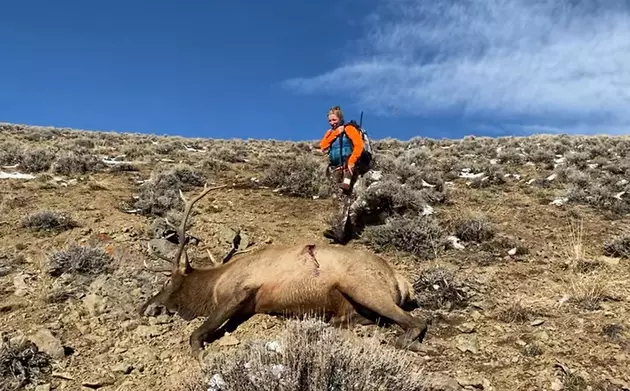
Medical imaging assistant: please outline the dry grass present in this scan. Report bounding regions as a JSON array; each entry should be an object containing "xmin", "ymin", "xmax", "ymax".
[
  {"xmin": 568, "ymin": 274, "xmax": 611, "ymax": 311},
  {"xmin": 198, "ymin": 319, "xmax": 428, "ymax": 391}
]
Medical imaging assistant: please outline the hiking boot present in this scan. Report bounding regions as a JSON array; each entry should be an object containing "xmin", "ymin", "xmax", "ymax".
[
  {"xmin": 323, "ymin": 228, "xmax": 340, "ymax": 241},
  {"xmin": 323, "ymin": 227, "xmax": 345, "ymax": 243}
]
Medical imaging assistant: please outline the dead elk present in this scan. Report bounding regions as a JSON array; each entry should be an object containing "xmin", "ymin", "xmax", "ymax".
[{"xmin": 138, "ymin": 183, "xmax": 429, "ymax": 359}]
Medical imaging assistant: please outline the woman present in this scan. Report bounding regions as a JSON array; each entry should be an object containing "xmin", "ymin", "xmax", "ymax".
[
  {"xmin": 319, "ymin": 105, "xmax": 371, "ymax": 243},
  {"xmin": 319, "ymin": 105, "xmax": 369, "ymax": 194}
]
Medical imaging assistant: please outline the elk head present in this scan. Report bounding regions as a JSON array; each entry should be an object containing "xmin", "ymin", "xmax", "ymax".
[{"xmin": 138, "ymin": 183, "xmax": 227, "ymax": 316}]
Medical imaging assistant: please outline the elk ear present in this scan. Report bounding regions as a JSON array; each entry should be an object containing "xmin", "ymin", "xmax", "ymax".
[{"xmin": 178, "ymin": 248, "xmax": 192, "ymax": 275}]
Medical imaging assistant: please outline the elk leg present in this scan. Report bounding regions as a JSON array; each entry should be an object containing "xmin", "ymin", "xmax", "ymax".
[
  {"xmin": 189, "ymin": 291, "xmax": 254, "ymax": 357},
  {"xmin": 331, "ymin": 311, "xmax": 375, "ymax": 328},
  {"xmin": 336, "ymin": 285, "xmax": 428, "ymax": 351}
]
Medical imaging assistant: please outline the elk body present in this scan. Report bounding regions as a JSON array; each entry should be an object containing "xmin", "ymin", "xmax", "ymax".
[{"xmin": 139, "ymin": 184, "xmax": 428, "ymax": 358}]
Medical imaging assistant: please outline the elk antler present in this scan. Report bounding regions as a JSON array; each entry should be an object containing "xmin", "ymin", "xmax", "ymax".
[
  {"xmin": 172, "ymin": 183, "xmax": 228, "ymax": 275},
  {"xmin": 144, "ymin": 242, "xmax": 174, "ymax": 275}
]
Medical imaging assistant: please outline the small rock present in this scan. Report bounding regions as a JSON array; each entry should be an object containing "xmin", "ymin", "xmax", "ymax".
[
  {"xmin": 112, "ymin": 362, "xmax": 134, "ymax": 375},
  {"xmin": 508, "ymin": 247, "xmax": 517, "ymax": 256},
  {"xmin": 83, "ymin": 293, "xmax": 107, "ymax": 316},
  {"xmin": 530, "ymin": 319, "xmax": 545, "ymax": 326},
  {"xmin": 218, "ymin": 335, "xmax": 240, "ymax": 346},
  {"xmin": 82, "ymin": 375, "xmax": 116, "ymax": 389},
  {"xmin": 0, "ymin": 264, "xmax": 11, "ymax": 277},
  {"xmin": 456, "ymin": 335, "xmax": 480, "ymax": 354},
  {"xmin": 13, "ymin": 273, "xmax": 30, "ymax": 297},
  {"xmin": 534, "ymin": 330, "xmax": 550, "ymax": 342},
  {"xmin": 208, "ymin": 373, "xmax": 226, "ymax": 391},
  {"xmin": 550, "ymin": 378, "xmax": 563, "ymax": 391},
  {"xmin": 457, "ymin": 375, "xmax": 484, "ymax": 388},
  {"xmin": 9, "ymin": 333, "xmax": 26, "ymax": 347},
  {"xmin": 457, "ymin": 323, "xmax": 476, "ymax": 333},
  {"xmin": 30, "ymin": 328, "xmax": 65, "ymax": 359},
  {"xmin": 598, "ymin": 256, "xmax": 620, "ymax": 267},
  {"xmin": 135, "ymin": 325, "xmax": 164, "ymax": 338},
  {"xmin": 155, "ymin": 314, "xmax": 171, "ymax": 324},
  {"xmin": 470, "ymin": 310, "xmax": 483, "ymax": 321},
  {"xmin": 427, "ymin": 374, "xmax": 461, "ymax": 391},
  {"xmin": 608, "ymin": 378, "xmax": 630, "ymax": 390}
]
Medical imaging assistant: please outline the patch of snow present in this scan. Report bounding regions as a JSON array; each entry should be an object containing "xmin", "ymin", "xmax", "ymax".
[
  {"xmin": 459, "ymin": 168, "xmax": 485, "ymax": 179},
  {"xmin": 0, "ymin": 171, "xmax": 35, "ymax": 180},
  {"xmin": 554, "ymin": 157, "xmax": 566, "ymax": 165},
  {"xmin": 102, "ymin": 158, "xmax": 135, "ymax": 165},
  {"xmin": 421, "ymin": 179, "xmax": 435, "ymax": 188},
  {"xmin": 550, "ymin": 197, "xmax": 568, "ymax": 206},
  {"xmin": 447, "ymin": 235, "xmax": 465, "ymax": 250}
]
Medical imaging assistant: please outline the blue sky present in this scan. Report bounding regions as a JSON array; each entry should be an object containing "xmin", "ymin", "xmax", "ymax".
[{"xmin": 1, "ymin": 0, "xmax": 629, "ymax": 141}]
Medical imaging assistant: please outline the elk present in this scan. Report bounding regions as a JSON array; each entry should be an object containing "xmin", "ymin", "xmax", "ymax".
[{"xmin": 138, "ymin": 183, "xmax": 429, "ymax": 359}]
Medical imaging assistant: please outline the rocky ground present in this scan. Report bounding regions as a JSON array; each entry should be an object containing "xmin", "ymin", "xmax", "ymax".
[{"xmin": 1, "ymin": 123, "xmax": 629, "ymax": 390}]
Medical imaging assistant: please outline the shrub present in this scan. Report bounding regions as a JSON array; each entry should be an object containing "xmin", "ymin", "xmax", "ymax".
[
  {"xmin": 134, "ymin": 165, "xmax": 207, "ymax": 216},
  {"xmin": 48, "ymin": 244, "xmax": 112, "ymax": 277},
  {"xmin": 0, "ymin": 142, "xmax": 22, "ymax": 166},
  {"xmin": 262, "ymin": 155, "xmax": 330, "ymax": 198},
  {"xmin": 201, "ymin": 319, "xmax": 427, "ymax": 391},
  {"xmin": 412, "ymin": 267, "xmax": 468, "ymax": 310},
  {"xmin": 603, "ymin": 235, "xmax": 630, "ymax": 258},
  {"xmin": 362, "ymin": 216, "xmax": 447, "ymax": 259},
  {"xmin": 453, "ymin": 215, "xmax": 496, "ymax": 243},
  {"xmin": 52, "ymin": 152, "xmax": 104, "ymax": 175},
  {"xmin": 19, "ymin": 148, "xmax": 57, "ymax": 173},
  {"xmin": 21, "ymin": 211, "xmax": 78, "ymax": 233},
  {"xmin": 0, "ymin": 335, "xmax": 52, "ymax": 390},
  {"xmin": 354, "ymin": 179, "xmax": 427, "ymax": 225}
]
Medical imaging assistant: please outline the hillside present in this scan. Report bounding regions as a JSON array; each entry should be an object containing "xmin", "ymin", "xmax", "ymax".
[{"xmin": 1, "ymin": 122, "xmax": 629, "ymax": 391}]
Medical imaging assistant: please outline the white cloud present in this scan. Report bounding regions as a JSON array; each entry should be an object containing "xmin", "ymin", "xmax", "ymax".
[{"xmin": 285, "ymin": 0, "xmax": 630, "ymax": 134}]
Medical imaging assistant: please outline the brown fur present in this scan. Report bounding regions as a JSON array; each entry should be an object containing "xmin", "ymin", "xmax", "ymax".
[{"xmin": 139, "ymin": 184, "xmax": 428, "ymax": 358}]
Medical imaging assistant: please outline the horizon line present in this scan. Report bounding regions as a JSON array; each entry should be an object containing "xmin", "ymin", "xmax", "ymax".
[{"xmin": 1, "ymin": 120, "xmax": 623, "ymax": 143}]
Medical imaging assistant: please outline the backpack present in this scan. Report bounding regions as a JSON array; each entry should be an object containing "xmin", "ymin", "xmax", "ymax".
[{"xmin": 346, "ymin": 119, "xmax": 373, "ymax": 158}]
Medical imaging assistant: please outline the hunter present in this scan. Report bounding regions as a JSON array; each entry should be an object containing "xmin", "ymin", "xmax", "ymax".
[{"xmin": 319, "ymin": 105, "xmax": 372, "ymax": 243}]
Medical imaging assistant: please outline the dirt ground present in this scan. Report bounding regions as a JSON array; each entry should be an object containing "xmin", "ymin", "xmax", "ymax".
[{"xmin": 1, "ymin": 124, "xmax": 629, "ymax": 390}]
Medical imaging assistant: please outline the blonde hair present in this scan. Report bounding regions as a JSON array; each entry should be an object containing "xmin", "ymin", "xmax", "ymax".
[{"xmin": 327, "ymin": 105, "xmax": 344, "ymax": 122}]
